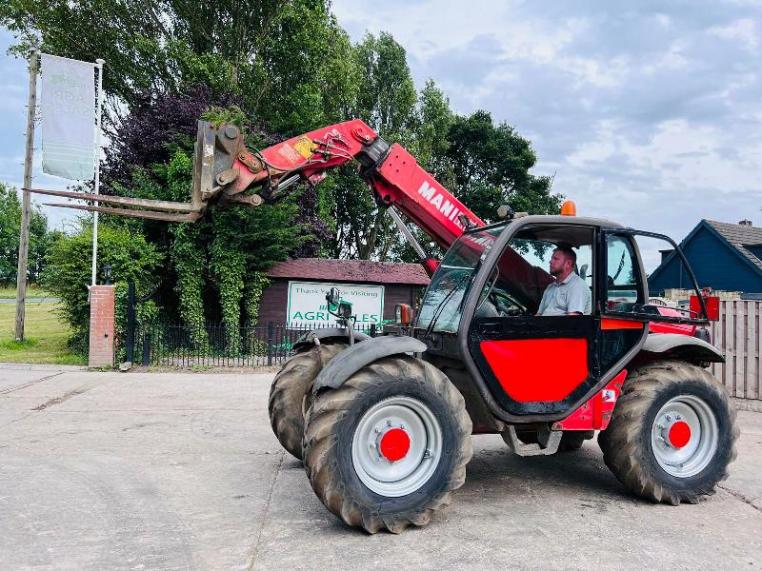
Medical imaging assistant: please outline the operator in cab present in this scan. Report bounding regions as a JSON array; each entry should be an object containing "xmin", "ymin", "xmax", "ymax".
[{"xmin": 537, "ymin": 245, "xmax": 592, "ymax": 316}]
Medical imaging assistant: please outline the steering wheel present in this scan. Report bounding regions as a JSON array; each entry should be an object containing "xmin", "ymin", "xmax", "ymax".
[{"xmin": 488, "ymin": 291, "xmax": 526, "ymax": 317}]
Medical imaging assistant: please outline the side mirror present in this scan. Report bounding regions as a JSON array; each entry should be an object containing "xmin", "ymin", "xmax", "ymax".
[{"xmin": 395, "ymin": 303, "xmax": 415, "ymax": 325}]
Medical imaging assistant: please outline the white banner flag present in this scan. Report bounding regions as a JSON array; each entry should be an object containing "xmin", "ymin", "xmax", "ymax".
[{"xmin": 41, "ymin": 53, "xmax": 96, "ymax": 180}]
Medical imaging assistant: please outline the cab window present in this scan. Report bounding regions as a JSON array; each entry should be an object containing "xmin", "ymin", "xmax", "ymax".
[
  {"xmin": 605, "ymin": 234, "xmax": 644, "ymax": 311},
  {"xmin": 476, "ymin": 225, "xmax": 594, "ymax": 318}
]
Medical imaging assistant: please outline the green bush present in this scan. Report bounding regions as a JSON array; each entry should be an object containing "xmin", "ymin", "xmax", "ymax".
[{"xmin": 41, "ymin": 225, "xmax": 163, "ymax": 354}]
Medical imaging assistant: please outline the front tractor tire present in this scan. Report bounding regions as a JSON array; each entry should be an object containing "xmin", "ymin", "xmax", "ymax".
[
  {"xmin": 599, "ymin": 360, "xmax": 738, "ymax": 505},
  {"xmin": 303, "ymin": 356, "xmax": 473, "ymax": 534},
  {"xmin": 268, "ymin": 341, "xmax": 347, "ymax": 460}
]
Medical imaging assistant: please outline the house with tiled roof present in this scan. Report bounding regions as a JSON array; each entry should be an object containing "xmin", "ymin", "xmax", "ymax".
[
  {"xmin": 258, "ymin": 258, "xmax": 430, "ymax": 326},
  {"xmin": 649, "ymin": 219, "xmax": 762, "ymax": 296}
]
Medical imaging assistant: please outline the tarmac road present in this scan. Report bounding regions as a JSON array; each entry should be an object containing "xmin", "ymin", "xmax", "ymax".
[{"xmin": 1, "ymin": 364, "xmax": 760, "ymax": 570}]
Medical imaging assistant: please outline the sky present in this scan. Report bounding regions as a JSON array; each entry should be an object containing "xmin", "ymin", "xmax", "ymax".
[
  {"xmin": 2, "ymin": 2, "xmax": 762, "ymax": 268},
  {"xmin": 330, "ymin": 0, "xmax": 762, "ymax": 268}
]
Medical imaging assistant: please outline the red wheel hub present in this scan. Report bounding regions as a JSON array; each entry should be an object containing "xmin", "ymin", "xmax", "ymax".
[
  {"xmin": 668, "ymin": 421, "xmax": 692, "ymax": 448},
  {"xmin": 379, "ymin": 428, "xmax": 411, "ymax": 462}
]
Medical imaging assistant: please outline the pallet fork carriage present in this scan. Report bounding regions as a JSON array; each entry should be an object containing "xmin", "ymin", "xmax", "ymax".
[{"xmin": 33, "ymin": 117, "xmax": 737, "ymax": 534}]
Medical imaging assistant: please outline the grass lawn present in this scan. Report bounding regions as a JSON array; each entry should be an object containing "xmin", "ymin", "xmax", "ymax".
[
  {"xmin": 0, "ymin": 285, "xmax": 55, "ymax": 299},
  {"xmin": 0, "ymin": 301, "xmax": 86, "ymax": 365}
]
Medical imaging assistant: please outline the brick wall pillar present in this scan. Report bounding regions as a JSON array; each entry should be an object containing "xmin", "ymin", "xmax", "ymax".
[{"xmin": 89, "ymin": 285, "xmax": 116, "ymax": 368}]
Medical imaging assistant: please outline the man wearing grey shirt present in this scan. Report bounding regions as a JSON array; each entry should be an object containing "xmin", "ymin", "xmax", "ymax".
[{"xmin": 537, "ymin": 245, "xmax": 592, "ymax": 316}]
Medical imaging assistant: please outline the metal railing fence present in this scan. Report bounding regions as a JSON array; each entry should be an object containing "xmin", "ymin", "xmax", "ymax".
[{"xmin": 120, "ymin": 321, "xmax": 377, "ymax": 368}]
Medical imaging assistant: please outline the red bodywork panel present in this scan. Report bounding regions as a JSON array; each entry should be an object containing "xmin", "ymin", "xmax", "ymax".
[
  {"xmin": 649, "ymin": 307, "xmax": 696, "ymax": 335},
  {"xmin": 557, "ymin": 370, "xmax": 627, "ymax": 431},
  {"xmin": 480, "ymin": 338, "xmax": 589, "ymax": 402},
  {"xmin": 601, "ymin": 318, "xmax": 644, "ymax": 330}
]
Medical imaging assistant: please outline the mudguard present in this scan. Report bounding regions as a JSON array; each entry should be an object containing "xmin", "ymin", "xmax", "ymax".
[
  {"xmin": 312, "ymin": 336, "xmax": 427, "ymax": 393},
  {"xmin": 641, "ymin": 333, "xmax": 724, "ymax": 363},
  {"xmin": 292, "ymin": 328, "xmax": 370, "ymax": 352}
]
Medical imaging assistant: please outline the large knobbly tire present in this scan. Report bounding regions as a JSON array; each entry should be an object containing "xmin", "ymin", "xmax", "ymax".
[
  {"xmin": 268, "ymin": 341, "xmax": 347, "ymax": 460},
  {"xmin": 303, "ymin": 355, "xmax": 473, "ymax": 534},
  {"xmin": 599, "ymin": 360, "xmax": 738, "ymax": 505}
]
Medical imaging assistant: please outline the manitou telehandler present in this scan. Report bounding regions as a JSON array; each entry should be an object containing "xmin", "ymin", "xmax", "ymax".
[{"xmin": 32, "ymin": 118, "xmax": 737, "ymax": 535}]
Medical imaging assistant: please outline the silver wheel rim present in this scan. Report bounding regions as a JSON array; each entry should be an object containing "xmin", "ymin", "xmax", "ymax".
[
  {"xmin": 651, "ymin": 395, "xmax": 719, "ymax": 478},
  {"xmin": 351, "ymin": 396, "xmax": 443, "ymax": 497}
]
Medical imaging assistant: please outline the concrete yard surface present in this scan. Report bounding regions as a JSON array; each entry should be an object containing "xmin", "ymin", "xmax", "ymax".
[{"xmin": 1, "ymin": 365, "xmax": 760, "ymax": 570}]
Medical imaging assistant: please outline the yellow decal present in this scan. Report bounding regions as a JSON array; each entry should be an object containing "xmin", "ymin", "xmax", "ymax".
[{"xmin": 293, "ymin": 136, "xmax": 317, "ymax": 159}]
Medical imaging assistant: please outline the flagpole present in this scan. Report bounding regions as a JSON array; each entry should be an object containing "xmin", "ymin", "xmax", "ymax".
[{"xmin": 91, "ymin": 58, "xmax": 105, "ymax": 287}]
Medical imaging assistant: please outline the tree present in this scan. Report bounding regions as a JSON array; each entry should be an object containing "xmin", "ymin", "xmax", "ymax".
[
  {"xmin": 331, "ymin": 32, "xmax": 419, "ymax": 260},
  {"xmin": 0, "ymin": 0, "xmax": 358, "ymax": 136},
  {"xmin": 388, "ymin": 80, "xmax": 457, "ymax": 262},
  {"xmin": 0, "ymin": 183, "xmax": 53, "ymax": 285},
  {"xmin": 105, "ymin": 95, "xmax": 309, "ymax": 343},
  {"xmin": 41, "ymin": 224, "xmax": 163, "ymax": 353},
  {"xmin": 445, "ymin": 111, "xmax": 560, "ymax": 223},
  {"xmin": 412, "ymin": 80, "xmax": 455, "ymax": 182}
]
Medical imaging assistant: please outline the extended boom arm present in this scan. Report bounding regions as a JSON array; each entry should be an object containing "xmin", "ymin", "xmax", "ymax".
[{"xmin": 222, "ymin": 119, "xmax": 484, "ymax": 251}]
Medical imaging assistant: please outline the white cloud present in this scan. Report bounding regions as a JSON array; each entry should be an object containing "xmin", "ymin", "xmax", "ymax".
[{"xmin": 708, "ymin": 18, "xmax": 759, "ymax": 50}]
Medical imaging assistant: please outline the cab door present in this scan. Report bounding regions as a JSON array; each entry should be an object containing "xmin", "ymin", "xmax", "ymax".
[
  {"xmin": 462, "ymin": 222, "xmax": 601, "ymax": 419},
  {"xmin": 597, "ymin": 228, "xmax": 713, "ymax": 370}
]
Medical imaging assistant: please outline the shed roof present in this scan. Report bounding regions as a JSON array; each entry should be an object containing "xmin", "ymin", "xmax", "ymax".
[{"xmin": 267, "ymin": 258, "xmax": 430, "ymax": 286}]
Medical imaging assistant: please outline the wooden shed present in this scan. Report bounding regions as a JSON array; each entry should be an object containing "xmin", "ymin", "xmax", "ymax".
[{"xmin": 258, "ymin": 258, "xmax": 430, "ymax": 327}]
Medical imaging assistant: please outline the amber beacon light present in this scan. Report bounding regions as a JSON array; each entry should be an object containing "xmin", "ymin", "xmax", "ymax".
[{"xmin": 560, "ymin": 200, "xmax": 577, "ymax": 216}]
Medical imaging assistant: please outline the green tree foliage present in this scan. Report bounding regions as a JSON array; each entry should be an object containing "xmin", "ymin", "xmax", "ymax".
[
  {"xmin": 354, "ymin": 32, "xmax": 417, "ymax": 142},
  {"xmin": 0, "ymin": 0, "xmax": 357, "ymax": 134},
  {"xmin": 388, "ymin": 81, "xmax": 456, "ymax": 262},
  {"xmin": 41, "ymin": 224, "xmax": 163, "ymax": 352},
  {"xmin": 0, "ymin": 183, "xmax": 56, "ymax": 285},
  {"xmin": 331, "ymin": 32, "xmax": 418, "ymax": 260},
  {"xmin": 445, "ymin": 110, "xmax": 560, "ymax": 223},
  {"xmin": 90, "ymin": 89, "xmax": 308, "ymax": 340},
  {"xmin": 1, "ymin": 1, "xmax": 353, "ymax": 335}
]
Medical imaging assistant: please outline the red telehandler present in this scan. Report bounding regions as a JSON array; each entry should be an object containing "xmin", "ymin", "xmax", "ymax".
[{"xmin": 32, "ymin": 118, "xmax": 737, "ymax": 534}]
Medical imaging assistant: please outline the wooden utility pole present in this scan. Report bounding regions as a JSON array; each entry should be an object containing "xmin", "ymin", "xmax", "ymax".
[{"xmin": 15, "ymin": 50, "xmax": 40, "ymax": 341}]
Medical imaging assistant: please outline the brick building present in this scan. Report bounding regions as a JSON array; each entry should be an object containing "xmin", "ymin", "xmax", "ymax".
[{"xmin": 258, "ymin": 258, "xmax": 430, "ymax": 326}]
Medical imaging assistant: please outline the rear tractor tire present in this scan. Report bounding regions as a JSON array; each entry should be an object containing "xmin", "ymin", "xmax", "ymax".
[
  {"xmin": 599, "ymin": 360, "xmax": 738, "ymax": 505},
  {"xmin": 303, "ymin": 356, "xmax": 473, "ymax": 534},
  {"xmin": 268, "ymin": 341, "xmax": 347, "ymax": 460}
]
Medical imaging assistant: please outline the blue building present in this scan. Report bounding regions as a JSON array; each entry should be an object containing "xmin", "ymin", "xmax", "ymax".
[{"xmin": 649, "ymin": 219, "xmax": 762, "ymax": 296}]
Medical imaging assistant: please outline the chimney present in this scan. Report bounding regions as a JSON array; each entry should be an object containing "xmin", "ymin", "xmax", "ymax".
[{"xmin": 739, "ymin": 219, "xmax": 752, "ymax": 226}]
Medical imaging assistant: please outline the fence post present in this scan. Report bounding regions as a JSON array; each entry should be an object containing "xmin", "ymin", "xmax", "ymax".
[
  {"xmin": 125, "ymin": 280, "xmax": 136, "ymax": 363},
  {"xmin": 142, "ymin": 330, "xmax": 151, "ymax": 366},
  {"xmin": 267, "ymin": 321, "xmax": 274, "ymax": 366}
]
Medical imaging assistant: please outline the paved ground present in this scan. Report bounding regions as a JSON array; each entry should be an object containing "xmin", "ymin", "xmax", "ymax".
[{"xmin": 1, "ymin": 364, "xmax": 760, "ymax": 570}]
